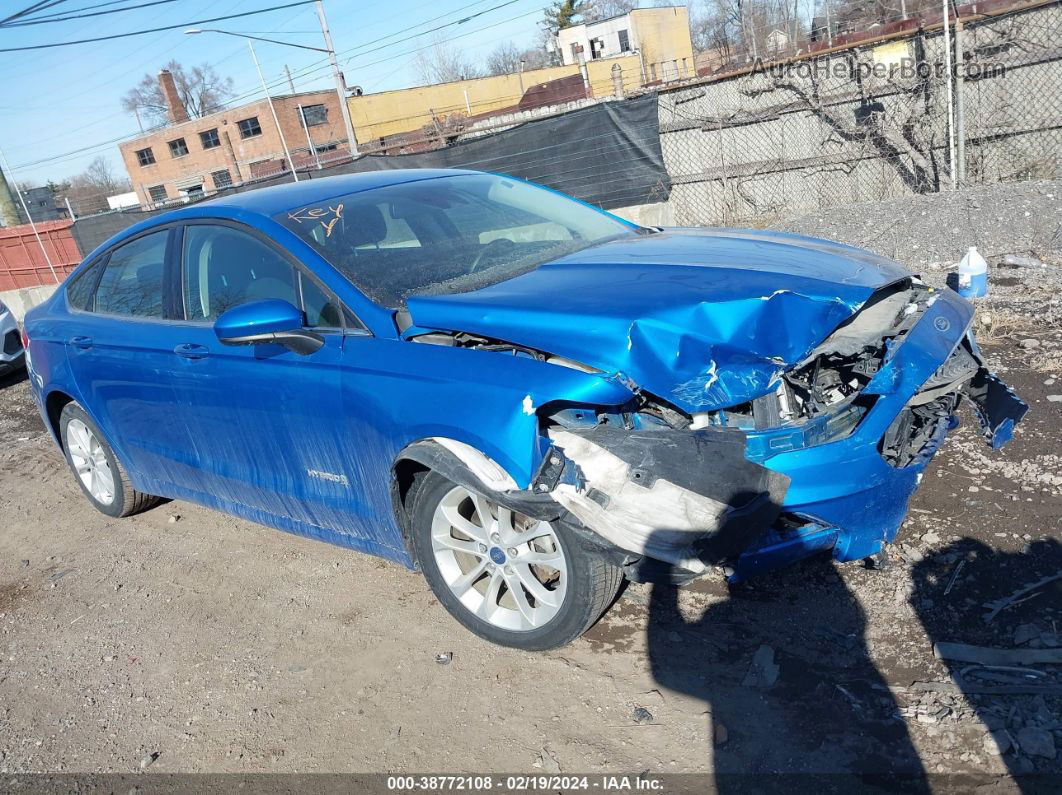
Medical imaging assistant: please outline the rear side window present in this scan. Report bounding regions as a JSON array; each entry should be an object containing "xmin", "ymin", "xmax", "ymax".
[
  {"xmin": 93, "ymin": 231, "xmax": 169, "ymax": 318},
  {"xmin": 66, "ymin": 258, "xmax": 104, "ymax": 311},
  {"xmin": 183, "ymin": 225, "xmax": 298, "ymax": 321}
]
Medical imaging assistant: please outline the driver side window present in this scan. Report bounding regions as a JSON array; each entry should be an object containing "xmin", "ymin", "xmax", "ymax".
[{"xmin": 183, "ymin": 225, "xmax": 298, "ymax": 322}]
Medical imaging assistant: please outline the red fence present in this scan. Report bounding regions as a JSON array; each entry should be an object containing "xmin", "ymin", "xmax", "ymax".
[{"xmin": 0, "ymin": 219, "xmax": 81, "ymax": 291}]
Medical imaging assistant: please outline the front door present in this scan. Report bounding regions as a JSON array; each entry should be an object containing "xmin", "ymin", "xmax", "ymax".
[{"xmin": 165, "ymin": 222, "xmax": 370, "ymax": 538}]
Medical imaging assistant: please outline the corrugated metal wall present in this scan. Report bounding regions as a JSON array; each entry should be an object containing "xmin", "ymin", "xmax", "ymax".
[{"xmin": 0, "ymin": 220, "xmax": 79, "ymax": 291}]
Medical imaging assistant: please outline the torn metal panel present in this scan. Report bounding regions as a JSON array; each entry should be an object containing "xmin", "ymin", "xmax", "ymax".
[
  {"xmin": 544, "ymin": 426, "xmax": 789, "ymax": 571},
  {"xmin": 406, "ymin": 228, "xmax": 913, "ymax": 414},
  {"xmin": 967, "ymin": 371, "xmax": 1029, "ymax": 449}
]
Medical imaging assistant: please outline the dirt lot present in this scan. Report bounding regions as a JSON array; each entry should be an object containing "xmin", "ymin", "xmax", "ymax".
[{"xmin": 1, "ymin": 182, "xmax": 1060, "ymax": 785}]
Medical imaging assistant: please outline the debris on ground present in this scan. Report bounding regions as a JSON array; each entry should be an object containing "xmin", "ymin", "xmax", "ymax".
[
  {"xmin": 741, "ymin": 645, "xmax": 780, "ymax": 689},
  {"xmin": 632, "ymin": 706, "xmax": 654, "ymax": 724}
]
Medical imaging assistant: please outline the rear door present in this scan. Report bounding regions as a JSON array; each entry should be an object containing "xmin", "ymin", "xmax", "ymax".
[
  {"xmin": 63, "ymin": 226, "xmax": 202, "ymax": 489},
  {"xmin": 164, "ymin": 221, "xmax": 368, "ymax": 534}
]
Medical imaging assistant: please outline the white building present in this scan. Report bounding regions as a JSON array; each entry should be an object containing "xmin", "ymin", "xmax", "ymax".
[
  {"xmin": 557, "ymin": 13, "xmax": 637, "ymax": 65},
  {"xmin": 555, "ymin": 6, "xmax": 695, "ymax": 84},
  {"xmin": 106, "ymin": 192, "xmax": 140, "ymax": 211}
]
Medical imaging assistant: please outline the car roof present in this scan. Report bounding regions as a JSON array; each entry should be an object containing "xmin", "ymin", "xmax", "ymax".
[{"xmin": 194, "ymin": 167, "xmax": 482, "ymax": 216}]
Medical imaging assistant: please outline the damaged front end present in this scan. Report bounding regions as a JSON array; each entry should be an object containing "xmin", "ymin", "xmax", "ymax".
[{"xmin": 406, "ymin": 278, "xmax": 1027, "ymax": 585}]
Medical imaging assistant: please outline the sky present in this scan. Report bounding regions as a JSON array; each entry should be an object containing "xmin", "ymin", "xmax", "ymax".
[{"xmin": 0, "ymin": 0, "xmax": 554, "ymax": 188}]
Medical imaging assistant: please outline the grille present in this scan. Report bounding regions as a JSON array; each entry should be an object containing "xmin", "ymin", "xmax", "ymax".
[{"xmin": 3, "ymin": 329, "xmax": 22, "ymax": 356}]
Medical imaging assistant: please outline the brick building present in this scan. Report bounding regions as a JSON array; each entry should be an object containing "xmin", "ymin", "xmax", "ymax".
[{"xmin": 119, "ymin": 69, "xmax": 351, "ymax": 207}]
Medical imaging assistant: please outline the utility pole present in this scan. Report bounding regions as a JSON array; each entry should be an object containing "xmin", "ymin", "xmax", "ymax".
[
  {"xmin": 284, "ymin": 64, "xmax": 297, "ymax": 94},
  {"xmin": 186, "ymin": 7, "xmax": 360, "ymax": 159},
  {"xmin": 0, "ymin": 162, "xmax": 19, "ymax": 227},
  {"xmin": 942, "ymin": 0, "xmax": 956, "ymax": 189},
  {"xmin": 954, "ymin": 17, "xmax": 966, "ymax": 185},
  {"xmin": 298, "ymin": 105, "xmax": 322, "ymax": 169},
  {"xmin": 0, "ymin": 145, "xmax": 59, "ymax": 283},
  {"xmin": 247, "ymin": 40, "xmax": 299, "ymax": 182},
  {"xmin": 315, "ymin": 0, "xmax": 359, "ymax": 157}
]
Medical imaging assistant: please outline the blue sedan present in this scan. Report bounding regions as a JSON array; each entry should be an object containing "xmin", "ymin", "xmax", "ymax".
[{"xmin": 23, "ymin": 169, "xmax": 1026, "ymax": 649}]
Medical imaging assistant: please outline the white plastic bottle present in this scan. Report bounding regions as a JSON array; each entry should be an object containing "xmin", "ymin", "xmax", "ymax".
[{"xmin": 957, "ymin": 246, "xmax": 988, "ymax": 298}]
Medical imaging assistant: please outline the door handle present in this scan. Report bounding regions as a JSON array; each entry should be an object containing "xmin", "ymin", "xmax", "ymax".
[
  {"xmin": 174, "ymin": 343, "xmax": 209, "ymax": 360},
  {"xmin": 69, "ymin": 335, "xmax": 93, "ymax": 349}
]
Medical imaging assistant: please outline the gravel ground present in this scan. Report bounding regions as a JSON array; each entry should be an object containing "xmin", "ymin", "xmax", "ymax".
[{"xmin": 0, "ymin": 181, "xmax": 1060, "ymax": 784}]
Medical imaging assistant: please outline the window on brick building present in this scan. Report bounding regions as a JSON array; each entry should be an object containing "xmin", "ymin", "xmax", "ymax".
[
  {"xmin": 147, "ymin": 185, "xmax": 168, "ymax": 203},
  {"xmin": 237, "ymin": 117, "xmax": 262, "ymax": 138},
  {"xmin": 135, "ymin": 148, "xmax": 155, "ymax": 167},
  {"xmin": 168, "ymin": 138, "xmax": 189, "ymax": 157},
  {"xmin": 211, "ymin": 169, "xmax": 233, "ymax": 189},
  {"xmin": 200, "ymin": 128, "xmax": 220, "ymax": 149},
  {"xmin": 300, "ymin": 104, "xmax": 328, "ymax": 126}
]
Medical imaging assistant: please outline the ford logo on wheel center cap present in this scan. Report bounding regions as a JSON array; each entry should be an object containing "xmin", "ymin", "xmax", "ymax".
[{"xmin": 489, "ymin": 547, "xmax": 506, "ymax": 565}]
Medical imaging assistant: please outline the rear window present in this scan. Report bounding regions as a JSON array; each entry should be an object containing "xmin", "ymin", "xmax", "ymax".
[
  {"xmin": 93, "ymin": 230, "xmax": 168, "ymax": 318},
  {"xmin": 66, "ymin": 258, "xmax": 105, "ymax": 311}
]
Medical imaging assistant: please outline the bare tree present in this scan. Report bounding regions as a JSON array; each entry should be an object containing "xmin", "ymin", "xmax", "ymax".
[
  {"xmin": 121, "ymin": 60, "xmax": 234, "ymax": 125},
  {"xmin": 584, "ymin": 0, "xmax": 639, "ymax": 23},
  {"xmin": 413, "ymin": 35, "xmax": 484, "ymax": 84},
  {"xmin": 55, "ymin": 157, "xmax": 133, "ymax": 215},
  {"xmin": 485, "ymin": 41, "xmax": 551, "ymax": 76}
]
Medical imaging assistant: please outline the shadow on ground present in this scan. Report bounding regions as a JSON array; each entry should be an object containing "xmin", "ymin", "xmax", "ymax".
[
  {"xmin": 911, "ymin": 537, "xmax": 1062, "ymax": 793},
  {"xmin": 645, "ymin": 542, "xmax": 929, "ymax": 791}
]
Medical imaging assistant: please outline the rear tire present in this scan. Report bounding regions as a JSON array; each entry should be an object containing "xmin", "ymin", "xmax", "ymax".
[
  {"xmin": 410, "ymin": 469, "xmax": 622, "ymax": 650},
  {"xmin": 59, "ymin": 402, "xmax": 160, "ymax": 518}
]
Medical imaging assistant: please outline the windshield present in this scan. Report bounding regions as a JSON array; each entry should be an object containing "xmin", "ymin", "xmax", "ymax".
[{"xmin": 274, "ymin": 174, "xmax": 637, "ymax": 307}]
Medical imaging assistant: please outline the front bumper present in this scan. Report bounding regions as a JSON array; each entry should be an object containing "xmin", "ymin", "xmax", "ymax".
[
  {"xmin": 734, "ymin": 288, "xmax": 1026, "ymax": 575},
  {"xmin": 540, "ymin": 287, "xmax": 1026, "ymax": 583},
  {"xmin": 0, "ymin": 318, "xmax": 25, "ymax": 375}
]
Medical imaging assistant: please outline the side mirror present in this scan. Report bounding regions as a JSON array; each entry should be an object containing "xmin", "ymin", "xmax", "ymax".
[{"xmin": 214, "ymin": 299, "xmax": 323, "ymax": 356}]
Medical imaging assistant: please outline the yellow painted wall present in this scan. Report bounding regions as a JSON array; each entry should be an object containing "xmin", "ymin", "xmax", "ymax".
[
  {"xmin": 348, "ymin": 54, "xmax": 643, "ymax": 145},
  {"xmin": 631, "ymin": 6, "xmax": 695, "ymax": 81}
]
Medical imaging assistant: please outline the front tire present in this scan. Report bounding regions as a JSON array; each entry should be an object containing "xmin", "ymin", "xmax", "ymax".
[
  {"xmin": 410, "ymin": 470, "xmax": 622, "ymax": 650},
  {"xmin": 59, "ymin": 402, "xmax": 160, "ymax": 518}
]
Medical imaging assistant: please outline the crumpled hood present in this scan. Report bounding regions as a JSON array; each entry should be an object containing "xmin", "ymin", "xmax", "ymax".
[{"xmin": 406, "ymin": 228, "xmax": 912, "ymax": 413}]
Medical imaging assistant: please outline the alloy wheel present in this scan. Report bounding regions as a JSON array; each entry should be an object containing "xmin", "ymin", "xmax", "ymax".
[
  {"xmin": 66, "ymin": 418, "xmax": 115, "ymax": 505},
  {"xmin": 430, "ymin": 485, "xmax": 568, "ymax": 632}
]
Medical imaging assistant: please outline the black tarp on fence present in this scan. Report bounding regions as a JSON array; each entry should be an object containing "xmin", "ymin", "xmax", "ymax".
[{"xmin": 72, "ymin": 94, "xmax": 669, "ymax": 255}]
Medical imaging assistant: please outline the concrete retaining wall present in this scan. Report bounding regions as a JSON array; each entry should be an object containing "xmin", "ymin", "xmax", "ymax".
[{"xmin": 0, "ymin": 284, "xmax": 58, "ymax": 322}]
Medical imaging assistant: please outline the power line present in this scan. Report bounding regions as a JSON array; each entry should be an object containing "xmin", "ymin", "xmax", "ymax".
[
  {"xmin": 6, "ymin": 0, "xmax": 552, "ymax": 173},
  {"xmin": 239, "ymin": 0, "xmax": 541, "ymax": 111},
  {"xmin": 0, "ymin": 0, "xmax": 316, "ymax": 51},
  {"xmin": 0, "ymin": 1, "xmax": 67, "ymax": 27},
  {"xmin": 3, "ymin": 0, "xmax": 155, "ymax": 24},
  {"xmin": 0, "ymin": 0, "xmax": 182, "ymax": 27}
]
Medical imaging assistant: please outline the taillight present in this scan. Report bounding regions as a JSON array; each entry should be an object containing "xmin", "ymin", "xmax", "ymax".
[{"xmin": 21, "ymin": 327, "xmax": 29, "ymax": 349}]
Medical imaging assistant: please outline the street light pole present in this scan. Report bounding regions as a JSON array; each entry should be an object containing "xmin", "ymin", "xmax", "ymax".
[
  {"xmin": 186, "ymin": 15, "xmax": 360, "ymax": 161},
  {"xmin": 315, "ymin": 0, "xmax": 359, "ymax": 157},
  {"xmin": 247, "ymin": 39, "xmax": 299, "ymax": 182}
]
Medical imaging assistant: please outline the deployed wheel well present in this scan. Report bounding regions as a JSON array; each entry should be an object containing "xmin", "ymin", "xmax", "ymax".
[{"xmin": 45, "ymin": 390, "xmax": 75, "ymax": 448}]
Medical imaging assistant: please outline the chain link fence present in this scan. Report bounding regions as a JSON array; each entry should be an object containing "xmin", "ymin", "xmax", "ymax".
[
  {"xmin": 962, "ymin": 1, "xmax": 1062, "ymax": 185},
  {"xmin": 657, "ymin": 0, "xmax": 1062, "ymax": 228}
]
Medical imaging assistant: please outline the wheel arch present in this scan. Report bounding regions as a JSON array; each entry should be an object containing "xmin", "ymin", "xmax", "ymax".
[
  {"xmin": 389, "ymin": 438, "xmax": 557, "ymax": 568},
  {"xmin": 44, "ymin": 388, "xmax": 76, "ymax": 448}
]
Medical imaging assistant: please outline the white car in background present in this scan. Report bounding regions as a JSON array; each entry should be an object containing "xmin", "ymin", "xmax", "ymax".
[{"xmin": 0, "ymin": 300, "xmax": 25, "ymax": 376}]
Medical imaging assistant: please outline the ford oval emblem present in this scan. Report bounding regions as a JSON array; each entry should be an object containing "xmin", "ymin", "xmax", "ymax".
[{"xmin": 934, "ymin": 316, "xmax": 950, "ymax": 332}]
